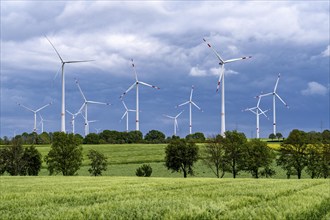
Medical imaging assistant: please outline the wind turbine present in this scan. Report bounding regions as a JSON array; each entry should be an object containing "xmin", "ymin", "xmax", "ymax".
[
  {"xmin": 38, "ymin": 114, "xmax": 51, "ymax": 133},
  {"xmin": 258, "ymin": 73, "xmax": 289, "ymax": 135},
  {"xmin": 120, "ymin": 59, "xmax": 160, "ymax": 131},
  {"xmin": 121, "ymin": 100, "xmax": 136, "ymax": 132},
  {"xmin": 80, "ymin": 112, "xmax": 98, "ymax": 135},
  {"xmin": 17, "ymin": 102, "xmax": 52, "ymax": 133},
  {"xmin": 75, "ymin": 79, "xmax": 110, "ymax": 136},
  {"xmin": 66, "ymin": 107, "xmax": 82, "ymax": 134},
  {"xmin": 45, "ymin": 36, "xmax": 94, "ymax": 133},
  {"xmin": 177, "ymin": 86, "xmax": 202, "ymax": 134},
  {"xmin": 203, "ymin": 38, "xmax": 252, "ymax": 136},
  {"xmin": 163, "ymin": 110, "xmax": 184, "ymax": 136},
  {"xmin": 243, "ymin": 96, "xmax": 269, "ymax": 138}
]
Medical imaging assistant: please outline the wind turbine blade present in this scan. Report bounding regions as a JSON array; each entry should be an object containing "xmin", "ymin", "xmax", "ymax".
[
  {"xmin": 131, "ymin": 59, "xmax": 138, "ymax": 81},
  {"xmin": 17, "ymin": 103, "xmax": 34, "ymax": 112},
  {"xmin": 122, "ymin": 100, "xmax": 128, "ymax": 110},
  {"xmin": 216, "ymin": 65, "xmax": 225, "ymax": 92},
  {"xmin": 120, "ymin": 82, "xmax": 136, "ymax": 98},
  {"xmin": 36, "ymin": 102, "xmax": 52, "ymax": 112},
  {"xmin": 44, "ymin": 35, "xmax": 64, "ymax": 63},
  {"xmin": 275, "ymin": 93, "xmax": 289, "ymax": 108},
  {"xmin": 87, "ymin": 101, "xmax": 110, "ymax": 105},
  {"xmin": 225, "ymin": 56, "xmax": 252, "ymax": 63},
  {"xmin": 163, "ymin": 114, "xmax": 175, "ymax": 119},
  {"xmin": 177, "ymin": 101, "xmax": 190, "ymax": 107},
  {"xmin": 89, "ymin": 120, "xmax": 97, "ymax": 123},
  {"xmin": 78, "ymin": 103, "xmax": 86, "ymax": 114},
  {"xmin": 190, "ymin": 86, "xmax": 194, "ymax": 101},
  {"xmin": 66, "ymin": 60, "xmax": 94, "ymax": 63},
  {"xmin": 274, "ymin": 73, "xmax": 281, "ymax": 92},
  {"xmin": 75, "ymin": 79, "xmax": 87, "ymax": 102},
  {"xmin": 258, "ymin": 107, "xmax": 269, "ymax": 118},
  {"xmin": 203, "ymin": 38, "xmax": 225, "ymax": 64},
  {"xmin": 53, "ymin": 65, "xmax": 62, "ymax": 81},
  {"xmin": 139, "ymin": 81, "xmax": 160, "ymax": 89},
  {"xmin": 121, "ymin": 111, "xmax": 128, "ymax": 120},
  {"xmin": 191, "ymin": 101, "xmax": 202, "ymax": 111},
  {"xmin": 176, "ymin": 110, "xmax": 184, "ymax": 118},
  {"xmin": 258, "ymin": 92, "xmax": 272, "ymax": 98},
  {"xmin": 66, "ymin": 110, "xmax": 74, "ymax": 116}
]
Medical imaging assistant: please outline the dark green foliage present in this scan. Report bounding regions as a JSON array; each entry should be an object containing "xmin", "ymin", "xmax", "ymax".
[
  {"xmin": 242, "ymin": 139, "xmax": 275, "ymax": 178},
  {"xmin": 135, "ymin": 164, "xmax": 152, "ymax": 177},
  {"xmin": 87, "ymin": 149, "xmax": 108, "ymax": 176},
  {"xmin": 223, "ymin": 130, "xmax": 247, "ymax": 178},
  {"xmin": 269, "ymin": 133, "xmax": 276, "ymax": 141},
  {"xmin": 144, "ymin": 130, "xmax": 166, "ymax": 143},
  {"xmin": 45, "ymin": 132, "xmax": 83, "ymax": 176},
  {"xmin": 203, "ymin": 135, "xmax": 227, "ymax": 178},
  {"xmin": 37, "ymin": 132, "xmax": 51, "ymax": 144},
  {"xmin": 186, "ymin": 132, "xmax": 205, "ymax": 143},
  {"xmin": 277, "ymin": 129, "xmax": 308, "ymax": 179},
  {"xmin": 84, "ymin": 133, "xmax": 100, "ymax": 144},
  {"xmin": 22, "ymin": 145, "xmax": 42, "ymax": 175},
  {"xmin": 164, "ymin": 139, "xmax": 199, "ymax": 178},
  {"xmin": 276, "ymin": 132, "xmax": 283, "ymax": 141},
  {"xmin": 128, "ymin": 131, "xmax": 143, "ymax": 143}
]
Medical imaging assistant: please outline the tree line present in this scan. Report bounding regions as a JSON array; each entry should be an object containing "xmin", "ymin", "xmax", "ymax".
[{"xmin": 0, "ymin": 129, "xmax": 329, "ymax": 179}]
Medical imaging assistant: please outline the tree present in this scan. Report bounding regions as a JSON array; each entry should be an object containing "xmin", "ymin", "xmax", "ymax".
[
  {"xmin": 186, "ymin": 132, "xmax": 206, "ymax": 143},
  {"xmin": 203, "ymin": 135, "xmax": 227, "ymax": 178},
  {"xmin": 22, "ymin": 145, "xmax": 42, "ymax": 176},
  {"xmin": 276, "ymin": 132, "xmax": 283, "ymax": 141},
  {"xmin": 242, "ymin": 139, "xmax": 275, "ymax": 178},
  {"xmin": 164, "ymin": 139, "xmax": 199, "ymax": 178},
  {"xmin": 276, "ymin": 129, "xmax": 308, "ymax": 179},
  {"xmin": 87, "ymin": 149, "xmax": 108, "ymax": 176},
  {"xmin": 269, "ymin": 133, "xmax": 276, "ymax": 141},
  {"xmin": 84, "ymin": 133, "xmax": 100, "ymax": 144},
  {"xmin": 38, "ymin": 132, "xmax": 51, "ymax": 144},
  {"xmin": 135, "ymin": 164, "xmax": 152, "ymax": 177},
  {"xmin": 45, "ymin": 132, "xmax": 83, "ymax": 176},
  {"xmin": 127, "ymin": 131, "xmax": 143, "ymax": 143},
  {"xmin": 144, "ymin": 130, "xmax": 165, "ymax": 143},
  {"xmin": 223, "ymin": 130, "xmax": 247, "ymax": 178}
]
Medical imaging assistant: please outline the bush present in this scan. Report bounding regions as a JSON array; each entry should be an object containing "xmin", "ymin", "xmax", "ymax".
[
  {"xmin": 135, "ymin": 164, "xmax": 152, "ymax": 177},
  {"xmin": 87, "ymin": 149, "xmax": 108, "ymax": 176}
]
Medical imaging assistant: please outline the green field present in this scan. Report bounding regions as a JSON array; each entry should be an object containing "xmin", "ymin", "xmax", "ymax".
[{"xmin": 0, "ymin": 177, "xmax": 329, "ymax": 219}]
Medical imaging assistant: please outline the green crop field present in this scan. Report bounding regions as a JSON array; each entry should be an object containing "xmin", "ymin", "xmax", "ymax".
[{"xmin": 0, "ymin": 177, "xmax": 329, "ymax": 219}]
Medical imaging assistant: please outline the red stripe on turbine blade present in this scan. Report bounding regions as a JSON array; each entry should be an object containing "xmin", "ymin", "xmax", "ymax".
[
  {"xmin": 207, "ymin": 43, "xmax": 211, "ymax": 48},
  {"xmin": 203, "ymin": 38, "xmax": 206, "ymax": 42}
]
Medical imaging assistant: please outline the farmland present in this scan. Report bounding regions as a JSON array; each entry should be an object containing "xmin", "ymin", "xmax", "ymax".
[{"xmin": 1, "ymin": 177, "xmax": 329, "ymax": 219}]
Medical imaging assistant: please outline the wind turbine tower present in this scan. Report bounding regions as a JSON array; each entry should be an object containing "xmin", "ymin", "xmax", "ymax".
[
  {"xmin": 163, "ymin": 110, "xmax": 184, "ymax": 136},
  {"xmin": 121, "ymin": 100, "xmax": 136, "ymax": 132},
  {"xmin": 243, "ymin": 96, "xmax": 269, "ymax": 138},
  {"xmin": 17, "ymin": 102, "xmax": 52, "ymax": 133},
  {"xmin": 120, "ymin": 59, "xmax": 160, "ymax": 131},
  {"xmin": 177, "ymin": 86, "xmax": 202, "ymax": 134},
  {"xmin": 45, "ymin": 36, "xmax": 93, "ymax": 133},
  {"xmin": 75, "ymin": 79, "xmax": 110, "ymax": 136},
  {"xmin": 203, "ymin": 38, "xmax": 252, "ymax": 136},
  {"xmin": 258, "ymin": 73, "xmax": 289, "ymax": 135}
]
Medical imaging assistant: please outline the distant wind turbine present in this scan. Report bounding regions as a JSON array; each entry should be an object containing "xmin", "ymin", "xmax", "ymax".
[
  {"xmin": 243, "ymin": 96, "xmax": 269, "ymax": 139},
  {"xmin": 75, "ymin": 79, "xmax": 110, "ymax": 136},
  {"xmin": 45, "ymin": 35, "xmax": 94, "ymax": 133},
  {"xmin": 17, "ymin": 102, "xmax": 52, "ymax": 133},
  {"xmin": 120, "ymin": 59, "xmax": 160, "ymax": 131},
  {"xmin": 163, "ymin": 110, "xmax": 184, "ymax": 136},
  {"xmin": 177, "ymin": 86, "xmax": 202, "ymax": 134},
  {"xmin": 121, "ymin": 100, "xmax": 136, "ymax": 132},
  {"xmin": 66, "ymin": 106, "xmax": 83, "ymax": 134},
  {"xmin": 258, "ymin": 73, "xmax": 289, "ymax": 135},
  {"xmin": 38, "ymin": 113, "xmax": 51, "ymax": 133},
  {"xmin": 203, "ymin": 38, "xmax": 252, "ymax": 136}
]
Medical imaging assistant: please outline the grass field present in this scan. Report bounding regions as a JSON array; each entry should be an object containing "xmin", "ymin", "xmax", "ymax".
[{"xmin": 0, "ymin": 177, "xmax": 329, "ymax": 219}]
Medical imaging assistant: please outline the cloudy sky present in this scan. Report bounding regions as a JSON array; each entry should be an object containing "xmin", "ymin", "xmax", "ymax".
[{"xmin": 1, "ymin": 1, "xmax": 329, "ymax": 138}]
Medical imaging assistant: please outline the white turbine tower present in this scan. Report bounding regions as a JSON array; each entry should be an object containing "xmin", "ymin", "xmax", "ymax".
[
  {"xmin": 66, "ymin": 107, "xmax": 82, "ymax": 134},
  {"xmin": 38, "ymin": 114, "xmax": 50, "ymax": 133},
  {"xmin": 163, "ymin": 110, "xmax": 184, "ymax": 136},
  {"xmin": 177, "ymin": 86, "xmax": 202, "ymax": 134},
  {"xmin": 80, "ymin": 112, "xmax": 97, "ymax": 134},
  {"xmin": 258, "ymin": 73, "xmax": 289, "ymax": 135},
  {"xmin": 121, "ymin": 100, "xmax": 136, "ymax": 132},
  {"xmin": 203, "ymin": 38, "xmax": 252, "ymax": 136},
  {"xmin": 75, "ymin": 79, "xmax": 110, "ymax": 136},
  {"xmin": 120, "ymin": 59, "xmax": 160, "ymax": 131},
  {"xmin": 243, "ymin": 96, "xmax": 269, "ymax": 139},
  {"xmin": 17, "ymin": 102, "xmax": 52, "ymax": 133},
  {"xmin": 45, "ymin": 36, "xmax": 93, "ymax": 133}
]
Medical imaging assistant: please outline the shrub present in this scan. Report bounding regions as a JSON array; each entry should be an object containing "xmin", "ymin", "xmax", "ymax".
[{"xmin": 136, "ymin": 164, "xmax": 152, "ymax": 177}]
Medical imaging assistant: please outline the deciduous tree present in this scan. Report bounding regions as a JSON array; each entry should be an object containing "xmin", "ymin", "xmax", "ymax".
[{"xmin": 87, "ymin": 149, "xmax": 108, "ymax": 176}]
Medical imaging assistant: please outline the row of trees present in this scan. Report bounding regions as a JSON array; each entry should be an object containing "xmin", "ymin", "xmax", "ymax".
[
  {"xmin": 165, "ymin": 130, "xmax": 330, "ymax": 179},
  {"xmin": 2, "ymin": 130, "xmax": 206, "ymax": 145}
]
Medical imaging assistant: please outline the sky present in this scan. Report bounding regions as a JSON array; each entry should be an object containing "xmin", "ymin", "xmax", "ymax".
[{"xmin": 1, "ymin": 1, "xmax": 329, "ymax": 139}]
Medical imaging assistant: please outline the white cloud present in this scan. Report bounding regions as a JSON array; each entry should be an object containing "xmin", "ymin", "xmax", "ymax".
[
  {"xmin": 301, "ymin": 81, "xmax": 328, "ymax": 96},
  {"xmin": 210, "ymin": 68, "xmax": 239, "ymax": 77},
  {"xmin": 189, "ymin": 66, "xmax": 207, "ymax": 76},
  {"xmin": 321, "ymin": 45, "xmax": 330, "ymax": 57}
]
